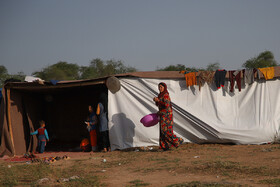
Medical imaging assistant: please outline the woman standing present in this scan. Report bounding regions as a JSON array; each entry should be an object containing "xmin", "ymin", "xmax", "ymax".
[
  {"xmin": 96, "ymin": 93, "xmax": 110, "ymax": 152},
  {"xmin": 153, "ymin": 82, "xmax": 183, "ymax": 151}
]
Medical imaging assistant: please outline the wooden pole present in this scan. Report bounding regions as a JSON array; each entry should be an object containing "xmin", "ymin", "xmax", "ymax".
[{"xmin": 6, "ymin": 88, "xmax": 15, "ymax": 156}]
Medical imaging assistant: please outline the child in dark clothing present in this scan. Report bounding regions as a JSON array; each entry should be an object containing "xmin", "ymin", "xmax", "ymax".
[{"xmin": 30, "ymin": 120, "xmax": 49, "ymax": 153}]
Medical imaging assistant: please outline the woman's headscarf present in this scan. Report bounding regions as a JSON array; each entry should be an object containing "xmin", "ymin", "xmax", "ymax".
[{"xmin": 158, "ymin": 82, "xmax": 169, "ymax": 99}]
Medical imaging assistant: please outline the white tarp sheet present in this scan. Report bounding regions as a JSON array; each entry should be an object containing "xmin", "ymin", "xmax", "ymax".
[{"xmin": 108, "ymin": 77, "xmax": 280, "ymax": 150}]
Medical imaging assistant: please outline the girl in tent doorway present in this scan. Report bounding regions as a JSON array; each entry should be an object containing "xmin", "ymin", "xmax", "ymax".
[
  {"xmin": 153, "ymin": 82, "xmax": 183, "ymax": 151},
  {"xmin": 85, "ymin": 105, "xmax": 98, "ymax": 152}
]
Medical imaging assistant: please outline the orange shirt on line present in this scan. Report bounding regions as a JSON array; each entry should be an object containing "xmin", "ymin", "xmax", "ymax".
[{"xmin": 184, "ymin": 72, "xmax": 197, "ymax": 87}]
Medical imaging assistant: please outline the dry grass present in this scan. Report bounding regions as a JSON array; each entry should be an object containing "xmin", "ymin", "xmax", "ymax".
[{"xmin": 0, "ymin": 143, "xmax": 280, "ymax": 186}]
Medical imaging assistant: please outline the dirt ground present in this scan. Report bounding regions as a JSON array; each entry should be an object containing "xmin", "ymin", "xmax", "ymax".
[{"xmin": 1, "ymin": 143, "xmax": 280, "ymax": 186}]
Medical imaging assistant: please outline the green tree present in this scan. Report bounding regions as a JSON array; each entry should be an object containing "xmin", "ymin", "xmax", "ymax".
[
  {"xmin": 79, "ymin": 66, "xmax": 96, "ymax": 80},
  {"xmin": 0, "ymin": 65, "xmax": 9, "ymax": 87},
  {"xmin": 33, "ymin": 59, "xmax": 137, "ymax": 81},
  {"xmin": 0, "ymin": 66, "xmax": 25, "ymax": 87},
  {"xmin": 206, "ymin": 62, "xmax": 220, "ymax": 71},
  {"xmin": 32, "ymin": 62, "xmax": 80, "ymax": 81},
  {"xmin": 80, "ymin": 58, "xmax": 137, "ymax": 79},
  {"xmin": 242, "ymin": 51, "xmax": 278, "ymax": 68},
  {"xmin": 156, "ymin": 64, "xmax": 187, "ymax": 71},
  {"xmin": 9, "ymin": 71, "xmax": 25, "ymax": 82},
  {"xmin": 156, "ymin": 64, "xmax": 205, "ymax": 72}
]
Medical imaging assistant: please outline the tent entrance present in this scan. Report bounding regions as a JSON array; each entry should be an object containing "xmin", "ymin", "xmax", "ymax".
[{"xmin": 18, "ymin": 84, "xmax": 108, "ymax": 153}]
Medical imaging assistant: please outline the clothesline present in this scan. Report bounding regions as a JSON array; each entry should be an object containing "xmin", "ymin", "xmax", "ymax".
[{"xmin": 179, "ymin": 66, "xmax": 279, "ymax": 92}]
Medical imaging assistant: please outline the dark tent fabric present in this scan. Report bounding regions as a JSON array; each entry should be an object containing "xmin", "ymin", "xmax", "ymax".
[{"xmin": 0, "ymin": 88, "xmax": 2, "ymax": 102}]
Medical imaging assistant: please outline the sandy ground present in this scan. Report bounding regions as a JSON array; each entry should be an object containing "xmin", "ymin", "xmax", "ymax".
[{"xmin": 1, "ymin": 143, "xmax": 280, "ymax": 186}]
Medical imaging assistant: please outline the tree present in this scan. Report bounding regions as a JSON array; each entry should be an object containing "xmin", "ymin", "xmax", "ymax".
[
  {"xmin": 32, "ymin": 62, "xmax": 80, "ymax": 81},
  {"xmin": 206, "ymin": 62, "xmax": 220, "ymax": 71},
  {"xmin": 79, "ymin": 66, "xmax": 96, "ymax": 80},
  {"xmin": 242, "ymin": 51, "xmax": 278, "ymax": 68},
  {"xmin": 0, "ymin": 65, "xmax": 9, "ymax": 87},
  {"xmin": 32, "ymin": 59, "xmax": 137, "ymax": 81},
  {"xmin": 9, "ymin": 72, "xmax": 25, "ymax": 82},
  {"xmin": 80, "ymin": 59, "xmax": 137, "ymax": 79},
  {"xmin": 156, "ymin": 64, "xmax": 187, "ymax": 71},
  {"xmin": 0, "ymin": 66, "xmax": 25, "ymax": 87},
  {"xmin": 156, "ymin": 64, "xmax": 205, "ymax": 72}
]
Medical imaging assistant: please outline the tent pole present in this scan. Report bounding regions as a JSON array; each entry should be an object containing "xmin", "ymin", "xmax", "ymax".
[{"xmin": 6, "ymin": 88, "xmax": 15, "ymax": 156}]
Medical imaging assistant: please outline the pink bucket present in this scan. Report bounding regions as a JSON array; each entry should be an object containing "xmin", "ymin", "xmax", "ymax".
[{"xmin": 140, "ymin": 113, "xmax": 159, "ymax": 127}]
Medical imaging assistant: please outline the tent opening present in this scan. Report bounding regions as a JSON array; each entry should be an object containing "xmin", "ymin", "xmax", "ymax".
[{"xmin": 16, "ymin": 84, "xmax": 108, "ymax": 153}]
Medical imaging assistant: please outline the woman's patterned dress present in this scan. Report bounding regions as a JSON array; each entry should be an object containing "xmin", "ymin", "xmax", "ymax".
[{"xmin": 157, "ymin": 93, "xmax": 183, "ymax": 150}]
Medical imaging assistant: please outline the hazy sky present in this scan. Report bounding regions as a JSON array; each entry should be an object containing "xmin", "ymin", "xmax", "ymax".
[{"xmin": 1, "ymin": 0, "xmax": 280, "ymax": 75}]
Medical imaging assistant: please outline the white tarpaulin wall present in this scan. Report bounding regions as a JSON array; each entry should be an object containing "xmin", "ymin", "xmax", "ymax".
[{"xmin": 108, "ymin": 77, "xmax": 280, "ymax": 150}]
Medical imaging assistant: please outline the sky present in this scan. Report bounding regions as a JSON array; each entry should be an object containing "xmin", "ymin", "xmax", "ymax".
[{"xmin": 0, "ymin": 0, "xmax": 280, "ymax": 76}]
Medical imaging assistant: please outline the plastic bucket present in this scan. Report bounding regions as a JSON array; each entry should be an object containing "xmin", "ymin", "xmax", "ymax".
[{"xmin": 140, "ymin": 113, "xmax": 159, "ymax": 127}]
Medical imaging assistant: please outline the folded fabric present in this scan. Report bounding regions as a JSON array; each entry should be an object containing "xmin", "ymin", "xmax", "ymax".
[{"xmin": 258, "ymin": 67, "xmax": 275, "ymax": 80}]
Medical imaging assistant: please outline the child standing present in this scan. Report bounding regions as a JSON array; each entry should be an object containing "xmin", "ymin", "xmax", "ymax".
[
  {"xmin": 85, "ymin": 105, "xmax": 98, "ymax": 152},
  {"xmin": 30, "ymin": 120, "xmax": 49, "ymax": 153}
]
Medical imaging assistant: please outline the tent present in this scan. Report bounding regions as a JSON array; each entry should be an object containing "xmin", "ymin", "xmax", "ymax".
[
  {"xmin": 0, "ymin": 88, "xmax": 2, "ymax": 108},
  {"xmin": 1, "ymin": 69, "xmax": 280, "ymax": 156},
  {"xmin": 0, "ymin": 77, "xmax": 109, "ymax": 156},
  {"xmin": 109, "ymin": 69, "xmax": 280, "ymax": 150}
]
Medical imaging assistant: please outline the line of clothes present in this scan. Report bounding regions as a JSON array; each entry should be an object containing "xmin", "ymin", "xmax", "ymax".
[{"xmin": 180, "ymin": 66, "xmax": 276, "ymax": 92}]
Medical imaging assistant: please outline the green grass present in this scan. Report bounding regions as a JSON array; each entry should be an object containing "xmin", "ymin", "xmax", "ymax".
[
  {"xmin": 166, "ymin": 181, "xmax": 241, "ymax": 187},
  {"xmin": 0, "ymin": 162, "xmax": 101, "ymax": 186},
  {"xmin": 258, "ymin": 178, "xmax": 280, "ymax": 185},
  {"xmin": 128, "ymin": 179, "xmax": 150, "ymax": 187},
  {"xmin": 189, "ymin": 160, "xmax": 280, "ymax": 177}
]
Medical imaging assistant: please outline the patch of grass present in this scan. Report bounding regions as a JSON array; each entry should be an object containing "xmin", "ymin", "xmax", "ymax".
[
  {"xmin": 0, "ymin": 161, "xmax": 101, "ymax": 186},
  {"xmin": 148, "ymin": 157, "xmax": 168, "ymax": 163},
  {"xmin": 132, "ymin": 165, "xmax": 164, "ymax": 174},
  {"xmin": 142, "ymin": 167, "xmax": 157, "ymax": 173},
  {"xmin": 144, "ymin": 157, "xmax": 181, "ymax": 173},
  {"xmin": 149, "ymin": 157, "xmax": 181, "ymax": 165},
  {"xmin": 215, "ymin": 155, "xmax": 229, "ymax": 159},
  {"xmin": 128, "ymin": 179, "xmax": 150, "ymax": 186},
  {"xmin": 190, "ymin": 160, "xmax": 280, "ymax": 177},
  {"xmin": 258, "ymin": 178, "xmax": 280, "ymax": 185},
  {"xmin": 0, "ymin": 163, "xmax": 53, "ymax": 186},
  {"xmin": 65, "ymin": 176, "xmax": 100, "ymax": 187},
  {"xmin": 166, "ymin": 181, "xmax": 238, "ymax": 187},
  {"xmin": 101, "ymin": 160, "xmax": 126, "ymax": 168},
  {"xmin": 206, "ymin": 147, "xmax": 218, "ymax": 151}
]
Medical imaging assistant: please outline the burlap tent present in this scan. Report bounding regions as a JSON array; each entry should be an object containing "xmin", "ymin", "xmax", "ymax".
[{"xmin": 1, "ymin": 69, "xmax": 280, "ymax": 157}]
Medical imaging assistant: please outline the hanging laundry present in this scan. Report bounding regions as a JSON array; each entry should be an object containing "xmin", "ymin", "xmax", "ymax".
[
  {"xmin": 214, "ymin": 69, "xmax": 227, "ymax": 89},
  {"xmin": 180, "ymin": 71, "xmax": 197, "ymax": 87},
  {"xmin": 229, "ymin": 70, "xmax": 242, "ymax": 92},
  {"xmin": 197, "ymin": 71, "xmax": 214, "ymax": 91},
  {"xmin": 243, "ymin": 69, "xmax": 256, "ymax": 85},
  {"xmin": 258, "ymin": 67, "xmax": 275, "ymax": 80}
]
